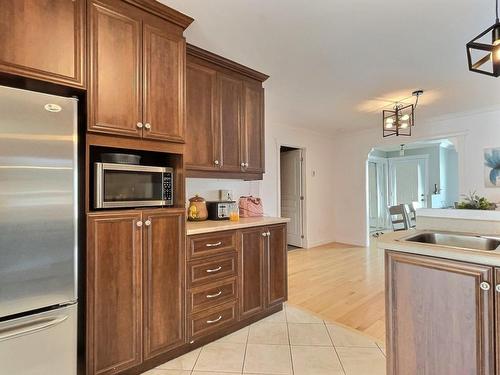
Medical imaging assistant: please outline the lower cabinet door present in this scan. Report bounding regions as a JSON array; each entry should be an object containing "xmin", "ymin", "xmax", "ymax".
[
  {"xmin": 267, "ymin": 224, "xmax": 287, "ymax": 307},
  {"xmin": 87, "ymin": 212, "xmax": 143, "ymax": 375},
  {"xmin": 386, "ymin": 251, "xmax": 494, "ymax": 375},
  {"xmin": 239, "ymin": 227, "xmax": 266, "ymax": 319},
  {"xmin": 142, "ymin": 209, "xmax": 186, "ymax": 359}
]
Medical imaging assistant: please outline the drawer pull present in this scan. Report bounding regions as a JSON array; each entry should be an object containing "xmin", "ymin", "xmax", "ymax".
[
  {"xmin": 206, "ymin": 266, "xmax": 222, "ymax": 273},
  {"xmin": 206, "ymin": 241, "xmax": 222, "ymax": 247},
  {"xmin": 206, "ymin": 315, "xmax": 222, "ymax": 324},
  {"xmin": 206, "ymin": 291, "xmax": 222, "ymax": 299}
]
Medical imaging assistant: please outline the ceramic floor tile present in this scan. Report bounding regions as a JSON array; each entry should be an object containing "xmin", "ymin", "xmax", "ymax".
[
  {"xmin": 336, "ymin": 347, "xmax": 386, "ymax": 375},
  {"xmin": 194, "ymin": 342, "xmax": 246, "ymax": 373},
  {"xmin": 141, "ymin": 370, "xmax": 191, "ymax": 375},
  {"xmin": 248, "ymin": 322, "xmax": 289, "ymax": 345},
  {"xmin": 291, "ymin": 345, "xmax": 344, "ymax": 375},
  {"xmin": 326, "ymin": 324, "xmax": 378, "ymax": 348},
  {"xmin": 192, "ymin": 372, "xmax": 241, "ymax": 375},
  {"xmin": 258, "ymin": 309, "xmax": 286, "ymax": 323},
  {"xmin": 377, "ymin": 342, "xmax": 386, "ymax": 356},
  {"xmin": 288, "ymin": 323, "xmax": 332, "ymax": 346},
  {"xmin": 156, "ymin": 348, "xmax": 201, "ymax": 370},
  {"xmin": 243, "ymin": 344, "xmax": 293, "ymax": 375},
  {"xmin": 285, "ymin": 305, "xmax": 323, "ymax": 324},
  {"xmin": 215, "ymin": 326, "xmax": 249, "ymax": 344}
]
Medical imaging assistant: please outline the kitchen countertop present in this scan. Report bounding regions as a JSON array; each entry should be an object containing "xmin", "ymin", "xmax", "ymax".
[
  {"xmin": 378, "ymin": 229, "xmax": 500, "ymax": 267},
  {"xmin": 186, "ymin": 217, "xmax": 290, "ymax": 235}
]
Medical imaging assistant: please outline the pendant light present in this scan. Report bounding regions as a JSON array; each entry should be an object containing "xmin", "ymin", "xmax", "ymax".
[
  {"xmin": 382, "ymin": 90, "xmax": 423, "ymax": 138},
  {"xmin": 466, "ymin": 0, "xmax": 500, "ymax": 77}
]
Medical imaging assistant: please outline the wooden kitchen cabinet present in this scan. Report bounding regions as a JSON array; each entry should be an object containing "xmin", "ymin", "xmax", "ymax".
[
  {"xmin": 142, "ymin": 209, "xmax": 185, "ymax": 359},
  {"xmin": 386, "ymin": 251, "xmax": 495, "ymax": 375},
  {"xmin": 87, "ymin": 208, "xmax": 186, "ymax": 374},
  {"xmin": 88, "ymin": 0, "xmax": 191, "ymax": 141},
  {"xmin": 239, "ymin": 227, "xmax": 266, "ymax": 319},
  {"xmin": 0, "ymin": 0, "xmax": 86, "ymax": 88},
  {"xmin": 185, "ymin": 45, "xmax": 268, "ymax": 180},
  {"xmin": 87, "ymin": 211, "xmax": 143, "ymax": 375},
  {"xmin": 267, "ymin": 225, "xmax": 287, "ymax": 307}
]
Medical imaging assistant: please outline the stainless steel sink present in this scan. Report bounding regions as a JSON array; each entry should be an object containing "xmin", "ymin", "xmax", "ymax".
[{"xmin": 402, "ymin": 232, "xmax": 500, "ymax": 251}]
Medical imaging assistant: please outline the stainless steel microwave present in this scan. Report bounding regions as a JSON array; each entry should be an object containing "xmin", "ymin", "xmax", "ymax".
[{"xmin": 94, "ymin": 163, "xmax": 173, "ymax": 209}]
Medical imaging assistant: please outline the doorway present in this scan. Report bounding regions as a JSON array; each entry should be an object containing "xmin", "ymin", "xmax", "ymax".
[
  {"xmin": 388, "ymin": 155, "xmax": 429, "ymax": 208},
  {"xmin": 368, "ymin": 156, "xmax": 389, "ymax": 232},
  {"xmin": 279, "ymin": 146, "xmax": 305, "ymax": 249}
]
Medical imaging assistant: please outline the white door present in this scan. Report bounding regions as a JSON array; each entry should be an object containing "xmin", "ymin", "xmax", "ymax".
[
  {"xmin": 389, "ymin": 157, "xmax": 428, "ymax": 208},
  {"xmin": 280, "ymin": 149, "xmax": 303, "ymax": 247}
]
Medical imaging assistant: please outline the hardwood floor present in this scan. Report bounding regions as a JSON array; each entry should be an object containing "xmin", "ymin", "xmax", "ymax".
[{"xmin": 287, "ymin": 239, "xmax": 386, "ymax": 343}]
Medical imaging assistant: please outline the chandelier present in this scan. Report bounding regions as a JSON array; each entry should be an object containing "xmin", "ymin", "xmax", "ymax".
[
  {"xmin": 382, "ymin": 90, "xmax": 423, "ymax": 138},
  {"xmin": 466, "ymin": 0, "xmax": 500, "ymax": 77}
]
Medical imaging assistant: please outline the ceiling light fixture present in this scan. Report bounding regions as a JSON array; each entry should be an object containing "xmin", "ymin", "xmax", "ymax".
[
  {"xmin": 382, "ymin": 90, "xmax": 423, "ymax": 138},
  {"xmin": 466, "ymin": 0, "xmax": 500, "ymax": 77}
]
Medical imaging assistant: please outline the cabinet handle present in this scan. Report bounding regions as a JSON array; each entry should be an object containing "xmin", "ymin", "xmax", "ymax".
[
  {"xmin": 206, "ymin": 291, "xmax": 222, "ymax": 299},
  {"xmin": 144, "ymin": 220, "xmax": 151, "ymax": 226},
  {"xmin": 206, "ymin": 241, "xmax": 222, "ymax": 247},
  {"xmin": 480, "ymin": 282, "xmax": 491, "ymax": 291},
  {"xmin": 136, "ymin": 122, "xmax": 143, "ymax": 129},
  {"xmin": 496, "ymin": 284, "xmax": 500, "ymax": 293},
  {"xmin": 136, "ymin": 221, "xmax": 143, "ymax": 227},
  {"xmin": 144, "ymin": 123, "xmax": 151, "ymax": 130},
  {"xmin": 206, "ymin": 315, "xmax": 222, "ymax": 324},
  {"xmin": 206, "ymin": 266, "xmax": 222, "ymax": 273},
  {"xmin": 214, "ymin": 160, "xmax": 219, "ymax": 166}
]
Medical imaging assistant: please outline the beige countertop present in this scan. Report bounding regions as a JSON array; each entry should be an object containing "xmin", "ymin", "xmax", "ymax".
[
  {"xmin": 186, "ymin": 217, "xmax": 290, "ymax": 236},
  {"xmin": 378, "ymin": 229, "xmax": 500, "ymax": 267}
]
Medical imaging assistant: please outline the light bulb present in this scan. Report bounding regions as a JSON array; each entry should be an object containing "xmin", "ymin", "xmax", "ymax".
[
  {"xmin": 386, "ymin": 117, "xmax": 394, "ymax": 124},
  {"xmin": 385, "ymin": 122, "xmax": 393, "ymax": 129},
  {"xmin": 400, "ymin": 122, "xmax": 409, "ymax": 129},
  {"xmin": 401, "ymin": 114, "xmax": 410, "ymax": 121}
]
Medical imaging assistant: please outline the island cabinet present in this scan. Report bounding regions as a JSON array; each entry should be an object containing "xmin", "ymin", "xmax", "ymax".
[
  {"xmin": 87, "ymin": 208, "xmax": 185, "ymax": 375},
  {"xmin": 386, "ymin": 251, "xmax": 495, "ymax": 375},
  {"xmin": 186, "ymin": 223, "xmax": 287, "ymax": 343},
  {"xmin": 185, "ymin": 45, "xmax": 268, "ymax": 180},
  {"xmin": 88, "ymin": 0, "xmax": 192, "ymax": 142},
  {"xmin": 0, "ymin": 0, "xmax": 86, "ymax": 88}
]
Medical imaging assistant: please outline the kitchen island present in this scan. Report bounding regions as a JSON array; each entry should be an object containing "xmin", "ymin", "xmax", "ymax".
[{"xmin": 379, "ymin": 209, "xmax": 500, "ymax": 375}]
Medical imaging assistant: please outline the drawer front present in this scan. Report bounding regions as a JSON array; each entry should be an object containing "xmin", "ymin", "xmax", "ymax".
[
  {"xmin": 188, "ymin": 231, "xmax": 236, "ymax": 259},
  {"xmin": 189, "ymin": 278, "xmax": 237, "ymax": 314},
  {"xmin": 189, "ymin": 302, "xmax": 237, "ymax": 341},
  {"xmin": 189, "ymin": 254, "xmax": 237, "ymax": 287}
]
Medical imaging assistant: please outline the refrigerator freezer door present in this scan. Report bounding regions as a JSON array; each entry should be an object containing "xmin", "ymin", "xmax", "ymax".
[
  {"xmin": 0, "ymin": 86, "xmax": 78, "ymax": 318},
  {"xmin": 0, "ymin": 303, "xmax": 77, "ymax": 375}
]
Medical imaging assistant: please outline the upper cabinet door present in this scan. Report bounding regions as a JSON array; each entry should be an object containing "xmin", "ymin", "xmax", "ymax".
[
  {"xmin": 185, "ymin": 61, "xmax": 220, "ymax": 171},
  {"xmin": 242, "ymin": 80, "xmax": 265, "ymax": 174},
  {"xmin": 88, "ymin": 0, "xmax": 142, "ymax": 137},
  {"xmin": 0, "ymin": 0, "xmax": 85, "ymax": 88},
  {"xmin": 142, "ymin": 16, "xmax": 186, "ymax": 142},
  {"xmin": 218, "ymin": 73, "xmax": 243, "ymax": 172},
  {"xmin": 143, "ymin": 209, "xmax": 185, "ymax": 359}
]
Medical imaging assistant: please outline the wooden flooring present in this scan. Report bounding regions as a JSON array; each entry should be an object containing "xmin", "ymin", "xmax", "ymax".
[{"xmin": 287, "ymin": 240, "xmax": 386, "ymax": 343}]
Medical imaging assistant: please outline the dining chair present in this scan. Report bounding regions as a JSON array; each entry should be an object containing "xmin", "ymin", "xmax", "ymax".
[{"xmin": 388, "ymin": 204, "xmax": 411, "ymax": 231}]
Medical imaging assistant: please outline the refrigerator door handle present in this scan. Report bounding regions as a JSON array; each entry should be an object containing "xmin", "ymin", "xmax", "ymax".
[{"xmin": 0, "ymin": 315, "xmax": 68, "ymax": 342}]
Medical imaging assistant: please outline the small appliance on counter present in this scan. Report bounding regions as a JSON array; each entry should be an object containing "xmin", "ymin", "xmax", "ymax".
[
  {"xmin": 187, "ymin": 195, "xmax": 208, "ymax": 221},
  {"xmin": 207, "ymin": 200, "xmax": 238, "ymax": 220}
]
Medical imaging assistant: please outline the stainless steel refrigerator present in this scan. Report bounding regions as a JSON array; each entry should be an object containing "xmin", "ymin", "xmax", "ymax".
[{"xmin": 0, "ymin": 85, "xmax": 78, "ymax": 374}]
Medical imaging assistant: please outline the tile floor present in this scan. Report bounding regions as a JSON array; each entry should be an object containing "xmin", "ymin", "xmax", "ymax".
[{"xmin": 142, "ymin": 304, "xmax": 386, "ymax": 375}]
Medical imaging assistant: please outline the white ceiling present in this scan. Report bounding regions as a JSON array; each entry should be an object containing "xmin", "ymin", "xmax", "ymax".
[{"xmin": 161, "ymin": 0, "xmax": 500, "ymax": 135}]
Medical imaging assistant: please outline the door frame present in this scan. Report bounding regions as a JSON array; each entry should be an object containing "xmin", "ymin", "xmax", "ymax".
[
  {"xmin": 367, "ymin": 156, "xmax": 390, "ymax": 231},
  {"xmin": 276, "ymin": 142, "xmax": 307, "ymax": 248},
  {"xmin": 387, "ymin": 154, "xmax": 429, "ymax": 208}
]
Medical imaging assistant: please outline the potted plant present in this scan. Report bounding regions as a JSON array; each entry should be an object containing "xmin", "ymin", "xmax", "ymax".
[{"xmin": 456, "ymin": 191, "xmax": 496, "ymax": 210}]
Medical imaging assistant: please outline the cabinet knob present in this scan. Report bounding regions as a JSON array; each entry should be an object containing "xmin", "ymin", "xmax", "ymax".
[
  {"xmin": 262, "ymin": 232, "xmax": 268, "ymax": 237},
  {"xmin": 136, "ymin": 221, "xmax": 143, "ymax": 227},
  {"xmin": 144, "ymin": 123, "xmax": 151, "ymax": 130},
  {"xmin": 245, "ymin": 162, "xmax": 249, "ymax": 167},
  {"xmin": 136, "ymin": 122, "xmax": 143, "ymax": 129},
  {"xmin": 496, "ymin": 284, "xmax": 500, "ymax": 293},
  {"xmin": 214, "ymin": 160, "xmax": 219, "ymax": 165},
  {"xmin": 267, "ymin": 231, "xmax": 271, "ymax": 236},
  {"xmin": 241, "ymin": 162, "xmax": 246, "ymax": 167},
  {"xmin": 144, "ymin": 220, "xmax": 151, "ymax": 226},
  {"xmin": 480, "ymin": 282, "xmax": 491, "ymax": 291}
]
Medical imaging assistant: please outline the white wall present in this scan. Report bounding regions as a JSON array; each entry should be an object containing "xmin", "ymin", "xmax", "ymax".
[{"xmin": 331, "ymin": 109, "xmax": 500, "ymax": 246}]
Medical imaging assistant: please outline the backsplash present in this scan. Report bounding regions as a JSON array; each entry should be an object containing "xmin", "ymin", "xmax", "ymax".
[{"xmin": 185, "ymin": 178, "xmax": 262, "ymax": 206}]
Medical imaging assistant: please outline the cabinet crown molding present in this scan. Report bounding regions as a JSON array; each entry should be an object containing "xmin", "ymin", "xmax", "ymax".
[
  {"xmin": 187, "ymin": 44, "xmax": 270, "ymax": 82},
  {"xmin": 123, "ymin": 0, "xmax": 194, "ymax": 29}
]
